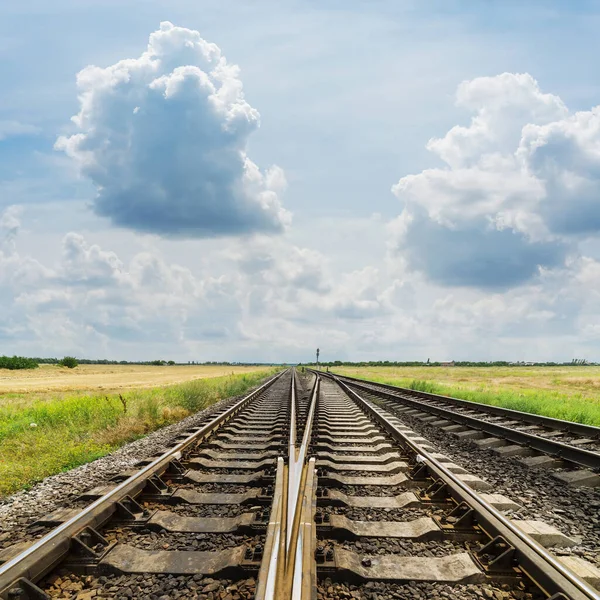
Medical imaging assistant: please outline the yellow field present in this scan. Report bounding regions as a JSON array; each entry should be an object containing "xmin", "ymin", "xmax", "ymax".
[
  {"xmin": 0, "ymin": 364, "xmax": 270, "ymax": 401},
  {"xmin": 332, "ymin": 365, "xmax": 600, "ymax": 399}
]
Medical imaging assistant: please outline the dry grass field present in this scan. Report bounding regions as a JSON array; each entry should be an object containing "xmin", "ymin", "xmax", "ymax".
[
  {"xmin": 332, "ymin": 365, "xmax": 600, "ymax": 426},
  {"xmin": 0, "ymin": 363, "xmax": 270, "ymax": 396},
  {"xmin": 0, "ymin": 364, "xmax": 276, "ymax": 496}
]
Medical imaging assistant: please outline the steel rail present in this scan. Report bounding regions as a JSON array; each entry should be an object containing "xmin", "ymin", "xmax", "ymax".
[
  {"xmin": 263, "ymin": 370, "xmax": 319, "ymax": 599},
  {"xmin": 0, "ymin": 369, "xmax": 287, "ymax": 597},
  {"xmin": 298, "ymin": 457, "xmax": 317, "ymax": 600},
  {"xmin": 260, "ymin": 370, "xmax": 297, "ymax": 600},
  {"xmin": 288, "ymin": 375, "xmax": 319, "ymax": 551},
  {"xmin": 333, "ymin": 375, "xmax": 600, "ymax": 600},
  {"xmin": 289, "ymin": 369, "xmax": 297, "ymax": 456},
  {"xmin": 335, "ymin": 372, "xmax": 600, "ymax": 439},
  {"xmin": 255, "ymin": 458, "xmax": 286, "ymax": 600},
  {"xmin": 287, "ymin": 375, "xmax": 319, "ymax": 599},
  {"xmin": 336, "ymin": 376, "xmax": 600, "ymax": 471}
]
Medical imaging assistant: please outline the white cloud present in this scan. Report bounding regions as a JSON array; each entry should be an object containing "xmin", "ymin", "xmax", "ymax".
[
  {"xmin": 519, "ymin": 106, "xmax": 600, "ymax": 235},
  {"xmin": 56, "ymin": 21, "xmax": 290, "ymax": 238},
  {"xmin": 1, "ymin": 206, "xmax": 599, "ymax": 362},
  {"xmin": 391, "ymin": 72, "xmax": 600, "ymax": 289},
  {"xmin": 427, "ymin": 73, "xmax": 567, "ymax": 169}
]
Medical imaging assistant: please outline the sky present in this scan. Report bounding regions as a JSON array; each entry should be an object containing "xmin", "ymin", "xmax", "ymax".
[{"xmin": 3, "ymin": 1, "xmax": 600, "ymax": 363}]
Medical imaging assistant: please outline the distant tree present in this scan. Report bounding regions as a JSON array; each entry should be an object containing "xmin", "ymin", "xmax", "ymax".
[
  {"xmin": 167, "ymin": 360, "xmax": 176, "ymax": 366},
  {"xmin": 58, "ymin": 356, "xmax": 78, "ymax": 369},
  {"xmin": 0, "ymin": 356, "xmax": 39, "ymax": 370}
]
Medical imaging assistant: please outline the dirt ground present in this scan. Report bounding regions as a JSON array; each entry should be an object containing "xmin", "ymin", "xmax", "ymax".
[{"xmin": 0, "ymin": 364, "xmax": 271, "ymax": 395}]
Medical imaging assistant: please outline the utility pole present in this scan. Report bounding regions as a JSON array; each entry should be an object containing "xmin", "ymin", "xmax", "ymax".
[{"xmin": 316, "ymin": 348, "xmax": 320, "ymax": 369}]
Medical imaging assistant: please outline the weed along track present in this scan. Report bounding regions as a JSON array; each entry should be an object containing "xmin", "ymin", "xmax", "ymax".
[{"xmin": 1, "ymin": 370, "xmax": 600, "ymax": 599}]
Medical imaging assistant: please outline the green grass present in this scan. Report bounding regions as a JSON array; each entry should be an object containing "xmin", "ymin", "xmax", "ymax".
[
  {"xmin": 333, "ymin": 368, "xmax": 600, "ymax": 427},
  {"xmin": 0, "ymin": 369, "xmax": 279, "ymax": 496},
  {"xmin": 407, "ymin": 379, "xmax": 440, "ymax": 394}
]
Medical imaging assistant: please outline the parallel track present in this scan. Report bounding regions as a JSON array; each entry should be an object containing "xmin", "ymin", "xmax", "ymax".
[
  {"xmin": 0, "ymin": 370, "xmax": 294, "ymax": 600},
  {"xmin": 333, "ymin": 373, "xmax": 600, "ymax": 483},
  {"xmin": 306, "ymin": 372, "xmax": 600, "ymax": 600},
  {"xmin": 1, "ymin": 369, "xmax": 599, "ymax": 599}
]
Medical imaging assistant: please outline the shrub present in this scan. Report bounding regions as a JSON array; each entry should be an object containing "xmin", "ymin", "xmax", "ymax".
[
  {"xmin": 408, "ymin": 379, "xmax": 440, "ymax": 393},
  {"xmin": 58, "ymin": 356, "xmax": 79, "ymax": 369},
  {"xmin": 176, "ymin": 380, "xmax": 218, "ymax": 413},
  {"xmin": 0, "ymin": 356, "xmax": 39, "ymax": 370}
]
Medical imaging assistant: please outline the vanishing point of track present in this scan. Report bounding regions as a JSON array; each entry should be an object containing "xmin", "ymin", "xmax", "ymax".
[{"xmin": 0, "ymin": 369, "xmax": 599, "ymax": 599}]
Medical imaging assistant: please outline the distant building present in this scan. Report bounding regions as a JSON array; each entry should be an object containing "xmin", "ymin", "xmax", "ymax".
[{"xmin": 440, "ymin": 361, "xmax": 455, "ymax": 367}]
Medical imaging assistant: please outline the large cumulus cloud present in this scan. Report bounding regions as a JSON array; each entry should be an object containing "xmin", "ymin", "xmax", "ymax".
[
  {"xmin": 391, "ymin": 72, "xmax": 600, "ymax": 289},
  {"xmin": 56, "ymin": 22, "xmax": 290, "ymax": 238},
  {"xmin": 520, "ymin": 107, "xmax": 600, "ymax": 235}
]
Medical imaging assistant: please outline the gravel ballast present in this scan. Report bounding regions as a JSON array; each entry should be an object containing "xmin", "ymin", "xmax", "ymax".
[
  {"xmin": 370, "ymin": 394, "xmax": 600, "ymax": 567},
  {"xmin": 41, "ymin": 571, "xmax": 257, "ymax": 599},
  {"xmin": 317, "ymin": 578, "xmax": 543, "ymax": 600}
]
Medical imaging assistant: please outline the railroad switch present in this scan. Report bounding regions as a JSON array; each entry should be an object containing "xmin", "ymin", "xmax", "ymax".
[
  {"xmin": 262, "ymin": 466, "xmax": 277, "ymax": 482},
  {"xmin": 314, "ymin": 510, "xmax": 332, "ymax": 535},
  {"xmin": 251, "ymin": 509, "xmax": 271, "ymax": 529},
  {"xmin": 244, "ymin": 544, "xmax": 263, "ymax": 561},
  {"xmin": 72, "ymin": 528, "xmax": 110, "ymax": 558},
  {"xmin": 259, "ymin": 485, "xmax": 274, "ymax": 500},
  {"xmin": 418, "ymin": 479, "xmax": 451, "ymax": 503},
  {"xmin": 314, "ymin": 510, "xmax": 330, "ymax": 525},
  {"xmin": 436, "ymin": 502, "xmax": 481, "ymax": 536},
  {"xmin": 408, "ymin": 461, "xmax": 430, "ymax": 481},
  {"xmin": 164, "ymin": 458, "xmax": 186, "ymax": 478},
  {"xmin": 316, "ymin": 487, "xmax": 330, "ymax": 498},
  {"xmin": 137, "ymin": 484, "xmax": 178, "ymax": 503},
  {"xmin": 315, "ymin": 545, "xmax": 335, "ymax": 564},
  {"xmin": 240, "ymin": 543, "xmax": 265, "ymax": 572},
  {"xmin": 474, "ymin": 536, "xmax": 521, "ymax": 578},
  {"xmin": 63, "ymin": 527, "xmax": 114, "ymax": 574},
  {"xmin": 114, "ymin": 495, "xmax": 146, "ymax": 521},
  {"xmin": 157, "ymin": 458, "xmax": 187, "ymax": 479},
  {"xmin": 141, "ymin": 474, "xmax": 170, "ymax": 498}
]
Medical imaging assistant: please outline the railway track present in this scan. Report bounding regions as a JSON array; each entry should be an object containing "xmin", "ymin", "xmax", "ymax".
[
  {"xmin": 0, "ymin": 370, "xmax": 294, "ymax": 600},
  {"xmin": 0, "ymin": 369, "xmax": 599, "ymax": 599},
  {"xmin": 333, "ymin": 373, "xmax": 600, "ymax": 487}
]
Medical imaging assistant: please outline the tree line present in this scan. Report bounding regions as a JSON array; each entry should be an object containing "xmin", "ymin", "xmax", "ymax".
[
  {"xmin": 308, "ymin": 360, "xmax": 596, "ymax": 367},
  {"xmin": 0, "ymin": 356, "xmax": 285, "ymax": 370},
  {"xmin": 0, "ymin": 356, "xmax": 80, "ymax": 370}
]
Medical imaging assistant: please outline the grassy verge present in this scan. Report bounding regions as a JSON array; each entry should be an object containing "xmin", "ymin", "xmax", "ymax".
[
  {"xmin": 333, "ymin": 370, "xmax": 600, "ymax": 427},
  {"xmin": 0, "ymin": 369, "xmax": 279, "ymax": 497}
]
